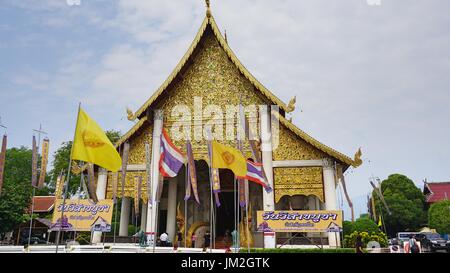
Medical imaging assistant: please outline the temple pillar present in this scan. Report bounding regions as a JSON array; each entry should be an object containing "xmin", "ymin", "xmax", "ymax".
[
  {"xmin": 166, "ymin": 177, "xmax": 178, "ymax": 242},
  {"xmin": 119, "ymin": 197, "xmax": 131, "ymax": 236},
  {"xmin": 91, "ymin": 168, "xmax": 107, "ymax": 244},
  {"xmin": 260, "ymin": 106, "xmax": 276, "ymax": 248},
  {"xmin": 323, "ymin": 159, "xmax": 340, "ymax": 247},
  {"xmin": 140, "ymin": 202, "xmax": 147, "ymax": 231},
  {"xmin": 146, "ymin": 110, "xmax": 163, "ymax": 246}
]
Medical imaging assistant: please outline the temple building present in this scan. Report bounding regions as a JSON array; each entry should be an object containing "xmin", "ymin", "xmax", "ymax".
[
  {"xmin": 93, "ymin": 2, "xmax": 362, "ymax": 248},
  {"xmin": 423, "ymin": 181, "xmax": 450, "ymax": 205}
]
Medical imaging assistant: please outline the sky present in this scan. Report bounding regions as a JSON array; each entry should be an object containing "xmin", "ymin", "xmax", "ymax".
[{"xmin": 1, "ymin": 0, "xmax": 449, "ymax": 219}]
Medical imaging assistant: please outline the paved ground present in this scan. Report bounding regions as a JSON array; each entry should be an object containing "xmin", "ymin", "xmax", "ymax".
[{"xmin": 0, "ymin": 244, "xmax": 228, "ymax": 253}]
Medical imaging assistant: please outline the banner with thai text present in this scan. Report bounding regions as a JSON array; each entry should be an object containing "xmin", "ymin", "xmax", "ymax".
[
  {"xmin": 54, "ymin": 173, "xmax": 65, "ymax": 199},
  {"xmin": 134, "ymin": 175, "xmax": 141, "ymax": 214},
  {"xmin": 37, "ymin": 138, "xmax": 49, "ymax": 188},
  {"xmin": 51, "ymin": 199, "xmax": 114, "ymax": 232},
  {"xmin": 256, "ymin": 210, "xmax": 343, "ymax": 233},
  {"xmin": 145, "ymin": 142, "xmax": 152, "ymax": 205}
]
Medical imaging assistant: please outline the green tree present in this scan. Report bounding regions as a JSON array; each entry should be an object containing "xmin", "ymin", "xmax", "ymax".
[
  {"xmin": 352, "ymin": 216, "xmax": 380, "ymax": 234},
  {"xmin": 105, "ymin": 130, "xmax": 121, "ymax": 145},
  {"xmin": 0, "ymin": 147, "xmax": 34, "ymax": 234},
  {"xmin": 343, "ymin": 220, "xmax": 354, "ymax": 236},
  {"xmin": 428, "ymin": 200, "xmax": 450, "ymax": 234},
  {"xmin": 373, "ymin": 174, "xmax": 427, "ymax": 237},
  {"xmin": 48, "ymin": 141, "xmax": 81, "ymax": 196}
]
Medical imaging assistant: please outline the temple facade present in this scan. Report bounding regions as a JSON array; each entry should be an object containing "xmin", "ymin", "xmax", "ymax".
[{"xmin": 93, "ymin": 4, "xmax": 361, "ymax": 248}]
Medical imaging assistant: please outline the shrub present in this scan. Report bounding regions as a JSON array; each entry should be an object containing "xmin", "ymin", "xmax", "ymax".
[
  {"xmin": 343, "ymin": 231, "xmax": 388, "ymax": 248},
  {"xmin": 240, "ymin": 248, "xmax": 356, "ymax": 253}
]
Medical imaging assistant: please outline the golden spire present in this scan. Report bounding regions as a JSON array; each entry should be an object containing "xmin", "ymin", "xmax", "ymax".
[
  {"xmin": 126, "ymin": 107, "xmax": 135, "ymax": 121},
  {"xmin": 286, "ymin": 96, "xmax": 296, "ymax": 113},
  {"xmin": 205, "ymin": 0, "xmax": 211, "ymax": 18},
  {"xmin": 353, "ymin": 147, "xmax": 363, "ymax": 167}
]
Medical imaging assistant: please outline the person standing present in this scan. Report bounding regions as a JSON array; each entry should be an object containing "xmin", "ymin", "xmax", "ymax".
[
  {"xmin": 173, "ymin": 242, "xmax": 180, "ymax": 253},
  {"xmin": 224, "ymin": 229, "xmax": 231, "ymax": 245},
  {"xmin": 160, "ymin": 231, "xmax": 168, "ymax": 247},
  {"xmin": 191, "ymin": 234, "xmax": 197, "ymax": 248},
  {"xmin": 204, "ymin": 232, "xmax": 211, "ymax": 250},
  {"xmin": 408, "ymin": 235, "xmax": 420, "ymax": 253},
  {"xmin": 177, "ymin": 230, "xmax": 183, "ymax": 247},
  {"xmin": 355, "ymin": 235, "xmax": 364, "ymax": 253}
]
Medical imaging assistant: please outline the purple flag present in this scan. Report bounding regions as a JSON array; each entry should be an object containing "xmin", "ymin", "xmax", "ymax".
[{"xmin": 185, "ymin": 140, "xmax": 200, "ymax": 204}]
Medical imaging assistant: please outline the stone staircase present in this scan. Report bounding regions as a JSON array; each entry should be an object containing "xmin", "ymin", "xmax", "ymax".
[{"xmin": 214, "ymin": 236, "xmax": 232, "ymax": 249}]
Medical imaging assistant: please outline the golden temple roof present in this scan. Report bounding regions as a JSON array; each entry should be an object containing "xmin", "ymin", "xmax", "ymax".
[
  {"xmin": 126, "ymin": 13, "xmax": 289, "ymax": 122},
  {"xmin": 274, "ymin": 111, "xmax": 362, "ymax": 168},
  {"xmin": 116, "ymin": 116, "xmax": 147, "ymax": 147},
  {"xmin": 116, "ymin": 6, "xmax": 362, "ymax": 169}
]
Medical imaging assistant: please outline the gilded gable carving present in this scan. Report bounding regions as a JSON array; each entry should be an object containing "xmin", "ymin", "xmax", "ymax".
[
  {"xmin": 274, "ymin": 167, "xmax": 324, "ymax": 203},
  {"xmin": 106, "ymin": 171, "xmax": 147, "ymax": 200},
  {"xmin": 128, "ymin": 124, "xmax": 153, "ymax": 165},
  {"xmin": 273, "ymin": 122, "xmax": 327, "ymax": 161}
]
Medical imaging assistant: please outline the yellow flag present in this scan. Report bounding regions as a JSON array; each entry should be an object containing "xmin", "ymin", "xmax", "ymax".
[
  {"xmin": 211, "ymin": 141, "xmax": 247, "ymax": 177},
  {"xmin": 378, "ymin": 216, "xmax": 382, "ymax": 227},
  {"xmin": 72, "ymin": 108, "xmax": 122, "ymax": 172}
]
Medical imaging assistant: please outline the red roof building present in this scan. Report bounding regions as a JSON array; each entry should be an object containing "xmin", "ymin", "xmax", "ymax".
[
  {"xmin": 423, "ymin": 182, "xmax": 450, "ymax": 204},
  {"xmin": 29, "ymin": 196, "xmax": 55, "ymax": 213}
]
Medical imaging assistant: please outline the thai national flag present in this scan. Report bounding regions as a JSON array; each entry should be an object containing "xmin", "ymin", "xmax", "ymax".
[
  {"xmin": 159, "ymin": 128, "xmax": 186, "ymax": 177},
  {"xmin": 245, "ymin": 160, "xmax": 272, "ymax": 193}
]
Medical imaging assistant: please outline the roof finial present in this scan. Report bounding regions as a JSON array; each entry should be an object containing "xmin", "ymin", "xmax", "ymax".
[
  {"xmin": 224, "ymin": 30, "xmax": 228, "ymax": 43},
  {"xmin": 205, "ymin": 0, "xmax": 212, "ymax": 18}
]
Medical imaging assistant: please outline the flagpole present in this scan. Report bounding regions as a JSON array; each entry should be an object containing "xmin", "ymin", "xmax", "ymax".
[
  {"xmin": 152, "ymin": 200, "xmax": 157, "ymax": 253},
  {"xmin": 113, "ymin": 145, "xmax": 121, "ymax": 245},
  {"xmin": 237, "ymin": 102, "xmax": 245, "ymax": 253},
  {"xmin": 234, "ymin": 174, "xmax": 237, "ymax": 253},
  {"xmin": 145, "ymin": 146, "xmax": 154, "ymax": 250},
  {"xmin": 27, "ymin": 187, "xmax": 36, "ymax": 247},
  {"xmin": 206, "ymin": 129, "xmax": 214, "ymax": 253},
  {"xmin": 152, "ymin": 111, "xmax": 164, "ymax": 253},
  {"xmin": 55, "ymin": 102, "xmax": 81, "ymax": 253},
  {"xmin": 208, "ymin": 160, "xmax": 213, "ymax": 253},
  {"xmin": 152, "ymin": 175, "xmax": 161, "ymax": 254},
  {"xmin": 27, "ymin": 134, "xmax": 36, "ymax": 247},
  {"xmin": 184, "ymin": 163, "xmax": 188, "ymax": 248},
  {"xmin": 150, "ymin": 185, "xmax": 156, "ymax": 252},
  {"xmin": 28, "ymin": 125, "xmax": 47, "ymax": 247},
  {"xmin": 73, "ymin": 172, "xmax": 80, "ymax": 241},
  {"xmin": 237, "ymin": 176, "xmax": 240, "ymax": 252},
  {"xmin": 239, "ymin": 103, "xmax": 251, "ymax": 253}
]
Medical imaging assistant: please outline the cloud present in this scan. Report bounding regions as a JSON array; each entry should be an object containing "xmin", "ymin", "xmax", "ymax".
[
  {"xmin": 114, "ymin": 0, "xmax": 201, "ymax": 44},
  {"xmin": 2, "ymin": 0, "xmax": 450, "ymax": 212}
]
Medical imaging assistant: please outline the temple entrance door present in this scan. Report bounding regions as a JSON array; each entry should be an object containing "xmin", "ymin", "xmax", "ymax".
[
  {"xmin": 215, "ymin": 169, "xmax": 237, "ymax": 242},
  {"xmin": 158, "ymin": 210, "xmax": 167, "ymax": 238},
  {"xmin": 216, "ymin": 191, "xmax": 236, "ymax": 237}
]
